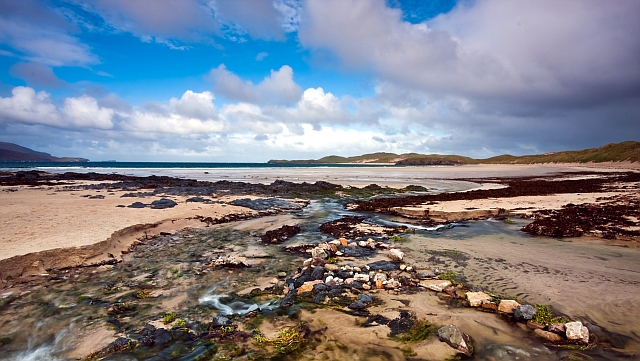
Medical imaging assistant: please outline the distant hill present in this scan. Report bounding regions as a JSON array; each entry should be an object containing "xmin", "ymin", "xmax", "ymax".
[
  {"xmin": 0, "ymin": 142, "xmax": 88, "ymax": 162},
  {"xmin": 268, "ymin": 141, "xmax": 640, "ymax": 165}
]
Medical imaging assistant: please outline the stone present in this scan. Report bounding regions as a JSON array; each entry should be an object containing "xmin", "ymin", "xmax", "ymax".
[
  {"xmin": 466, "ymin": 291, "xmax": 491, "ymax": 307},
  {"xmin": 420, "ymin": 279, "xmax": 452, "ymax": 292},
  {"xmin": 498, "ymin": 299, "xmax": 520, "ymax": 313},
  {"xmin": 325, "ymin": 264, "xmax": 339, "ymax": 272},
  {"xmin": 303, "ymin": 258, "xmax": 313, "ymax": 268},
  {"xmin": 438, "ymin": 324, "xmax": 472, "ymax": 356},
  {"xmin": 339, "ymin": 238, "xmax": 348, "ymax": 246},
  {"xmin": 353, "ymin": 273, "xmax": 370, "ymax": 282},
  {"xmin": 150, "ymin": 198, "xmax": 178, "ymax": 209},
  {"xmin": 367, "ymin": 260, "xmax": 399, "ymax": 271},
  {"xmin": 358, "ymin": 294, "xmax": 373, "ymax": 303},
  {"xmin": 481, "ymin": 302, "xmax": 498, "ymax": 311},
  {"xmin": 353, "ymin": 267, "xmax": 361, "ymax": 272},
  {"xmin": 376, "ymin": 279, "xmax": 384, "ymax": 289},
  {"xmin": 565, "ymin": 322, "xmax": 589, "ymax": 344},
  {"xmin": 297, "ymin": 283, "xmax": 314, "ymax": 294},
  {"xmin": 269, "ymin": 278, "xmax": 278, "ymax": 284},
  {"xmin": 311, "ymin": 247, "xmax": 328, "ymax": 259},
  {"xmin": 534, "ymin": 329, "xmax": 564, "ymax": 343},
  {"xmin": 362, "ymin": 283, "xmax": 371, "ymax": 290},
  {"xmin": 373, "ymin": 273, "xmax": 388, "ymax": 282},
  {"xmin": 417, "ymin": 270, "xmax": 435, "ymax": 280},
  {"xmin": 548, "ymin": 323, "xmax": 566, "ymax": 335},
  {"xmin": 513, "ymin": 304, "xmax": 537, "ymax": 320},
  {"xmin": 388, "ymin": 249, "xmax": 404, "ymax": 261}
]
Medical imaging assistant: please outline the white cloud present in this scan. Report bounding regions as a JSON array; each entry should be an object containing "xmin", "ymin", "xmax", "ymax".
[
  {"xmin": 208, "ymin": 64, "xmax": 302, "ymax": 105},
  {"xmin": 0, "ymin": 0, "xmax": 98, "ymax": 66},
  {"xmin": 299, "ymin": 0, "xmax": 640, "ymax": 105},
  {"xmin": 124, "ymin": 90, "xmax": 227, "ymax": 134},
  {"xmin": 62, "ymin": 95, "xmax": 114, "ymax": 129},
  {"xmin": 0, "ymin": 86, "xmax": 113, "ymax": 129}
]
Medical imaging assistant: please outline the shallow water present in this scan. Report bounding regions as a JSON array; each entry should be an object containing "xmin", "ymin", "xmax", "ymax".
[{"xmin": 1, "ymin": 200, "xmax": 639, "ymax": 360}]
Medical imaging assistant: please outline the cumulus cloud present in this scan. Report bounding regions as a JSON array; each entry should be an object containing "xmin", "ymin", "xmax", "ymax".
[
  {"xmin": 0, "ymin": 0, "xmax": 98, "ymax": 66},
  {"xmin": 125, "ymin": 90, "xmax": 227, "ymax": 134},
  {"xmin": 0, "ymin": 86, "xmax": 113, "ymax": 129},
  {"xmin": 209, "ymin": 64, "xmax": 302, "ymax": 105}
]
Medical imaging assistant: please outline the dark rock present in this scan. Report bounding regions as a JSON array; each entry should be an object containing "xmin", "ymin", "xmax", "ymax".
[
  {"xmin": 417, "ymin": 270, "xmax": 435, "ymax": 279},
  {"xmin": 186, "ymin": 197, "xmax": 207, "ymax": 202},
  {"xmin": 311, "ymin": 266, "xmax": 326, "ymax": 281},
  {"xmin": 548, "ymin": 323, "xmax": 566, "ymax": 334},
  {"xmin": 150, "ymin": 198, "xmax": 178, "ymax": 209},
  {"xmin": 230, "ymin": 198, "xmax": 303, "ymax": 211},
  {"xmin": 260, "ymin": 225, "xmax": 302, "ymax": 244},
  {"xmin": 513, "ymin": 304, "xmax": 537, "ymax": 320},
  {"xmin": 388, "ymin": 310, "xmax": 415, "ymax": 336},
  {"xmin": 313, "ymin": 292, "xmax": 328, "ymax": 304},
  {"xmin": 313, "ymin": 283, "xmax": 328, "ymax": 292},
  {"xmin": 348, "ymin": 300, "xmax": 367, "ymax": 310},
  {"xmin": 358, "ymin": 294, "xmax": 373, "ymax": 304},
  {"xmin": 367, "ymin": 260, "xmax": 399, "ymax": 271},
  {"xmin": 437, "ymin": 324, "xmax": 473, "ymax": 356},
  {"xmin": 128, "ymin": 201, "xmax": 146, "ymax": 208}
]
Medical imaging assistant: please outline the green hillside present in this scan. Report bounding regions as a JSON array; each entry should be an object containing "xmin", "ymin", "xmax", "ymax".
[{"xmin": 267, "ymin": 141, "xmax": 640, "ymax": 165}]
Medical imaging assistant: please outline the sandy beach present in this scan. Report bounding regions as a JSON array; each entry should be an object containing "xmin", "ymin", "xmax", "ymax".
[{"xmin": 0, "ymin": 163, "xmax": 639, "ymax": 360}]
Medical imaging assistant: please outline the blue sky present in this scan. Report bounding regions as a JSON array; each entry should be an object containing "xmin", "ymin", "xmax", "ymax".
[{"xmin": 0, "ymin": 0, "xmax": 639, "ymax": 161}]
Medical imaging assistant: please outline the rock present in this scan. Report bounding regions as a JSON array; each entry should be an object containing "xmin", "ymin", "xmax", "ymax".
[
  {"xmin": 277, "ymin": 272, "xmax": 287, "ymax": 278},
  {"xmin": 466, "ymin": 291, "xmax": 491, "ymax": 307},
  {"xmin": 373, "ymin": 273, "xmax": 388, "ymax": 282},
  {"xmin": 548, "ymin": 323, "xmax": 566, "ymax": 335},
  {"xmin": 565, "ymin": 321, "xmax": 589, "ymax": 343},
  {"xmin": 128, "ymin": 201, "xmax": 146, "ymax": 208},
  {"xmin": 303, "ymin": 258, "xmax": 313, "ymax": 268},
  {"xmin": 269, "ymin": 278, "xmax": 278, "ymax": 284},
  {"xmin": 297, "ymin": 283, "xmax": 314, "ymax": 294},
  {"xmin": 416, "ymin": 270, "xmax": 435, "ymax": 280},
  {"xmin": 353, "ymin": 273, "xmax": 370, "ymax": 282},
  {"xmin": 358, "ymin": 294, "xmax": 373, "ymax": 303},
  {"xmin": 481, "ymin": 302, "xmax": 498, "ymax": 311},
  {"xmin": 498, "ymin": 299, "xmax": 520, "ymax": 313},
  {"xmin": 513, "ymin": 304, "xmax": 537, "ymax": 320},
  {"xmin": 229, "ymin": 198, "xmax": 303, "ymax": 211},
  {"xmin": 325, "ymin": 264, "xmax": 339, "ymax": 272},
  {"xmin": 150, "ymin": 198, "xmax": 178, "ymax": 209},
  {"xmin": 348, "ymin": 300, "xmax": 368, "ymax": 310},
  {"xmin": 420, "ymin": 279, "xmax": 452, "ymax": 292},
  {"xmin": 212, "ymin": 315, "xmax": 230, "ymax": 326},
  {"xmin": 362, "ymin": 284, "xmax": 371, "ymax": 290},
  {"xmin": 339, "ymin": 238, "xmax": 348, "ymax": 246},
  {"xmin": 311, "ymin": 266, "xmax": 326, "ymax": 280},
  {"xmin": 534, "ymin": 329, "xmax": 564, "ymax": 343},
  {"xmin": 438, "ymin": 324, "xmax": 472, "ymax": 356},
  {"xmin": 388, "ymin": 249, "xmax": 404, "ymax": 261},
  {"xmin": 311, "ymin": 247, "xmax": 328, "ymax": 259},
  {"xmin": 367, "ymin": 260, "xmax": 399, "ymax": 271}
]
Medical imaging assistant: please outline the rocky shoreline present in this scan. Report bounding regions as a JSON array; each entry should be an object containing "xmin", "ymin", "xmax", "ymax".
[{"xmin": 0, "ymin": 169, "xmax": 638, "ymax": 360}]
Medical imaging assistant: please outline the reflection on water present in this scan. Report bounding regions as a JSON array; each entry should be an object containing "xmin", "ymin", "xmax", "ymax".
[{"xmin": 199, "ymin": 292, "xmax": 278, "ymax": 315}]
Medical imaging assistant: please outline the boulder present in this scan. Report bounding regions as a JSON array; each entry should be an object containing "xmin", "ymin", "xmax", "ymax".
[
  {"xmin": 534, "ymin": 329, "xmax": 564, "ymax": 343},
  {"xmin": 466, "ymin": 292, "xmax": 491, "ymax": 307},
  {"xmin": 498, "ymin": 300, "xmax": 520, "ymax": 313},
  {"xmin": 388, "ymin": 249, "xmax": 404, "ymax": 261},
  {"xmin": 565, "ymin": 321, "xmax": 589, "ymax": 344},
  {"xmin": 513, "ymin": 304, "xmax": 537, "ymax": 320},
  {"xmin": 420, "ymin": 280, "xmax": 452, "ymax": 292},
  {"xmin": 438, "ymin": 324, "xmax": 472, "ymax": 356}
]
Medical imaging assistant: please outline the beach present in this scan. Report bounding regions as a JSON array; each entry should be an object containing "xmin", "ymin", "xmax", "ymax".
[{"xmin": 0, "ymin": 163, "xmax": 639, "ymax": 360}]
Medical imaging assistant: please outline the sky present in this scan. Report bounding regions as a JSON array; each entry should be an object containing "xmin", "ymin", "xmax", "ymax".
[{"xmin": 0, "ymin": 0, "xmax": 639, "ymax": 162}]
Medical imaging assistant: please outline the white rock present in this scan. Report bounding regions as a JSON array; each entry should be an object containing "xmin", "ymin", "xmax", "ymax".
[
  {"xmin": 311, "ymin": 247, "xmax": 328, "ymax": 259},
  {"xmin": 420, "ymin": 280, "xmax": 452, "ymax": 292},
  {"xmin": 565, "ymin": 321, "xmax": 589, "ymax": 343},
  {"xmin": 388, "ymin": 249, "xmax": 404, "ymax": 261},
  {"xmin": 325, "ymin": 276, "xmax": 334, "ymax": 283},
  {"xmin": 466, "ymin": 292, "xmax": 491, "ymax": 307},
  {"xmin": 353, "ymin": 273, "xmax": 370, "ymax": 282},
  {"xmin": 374, "ymin": 273, "xmax": 388, "ymax": 282}
]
